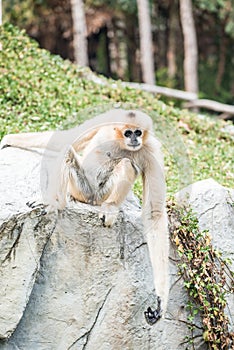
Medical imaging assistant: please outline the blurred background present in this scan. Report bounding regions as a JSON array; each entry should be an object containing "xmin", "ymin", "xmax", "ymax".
[{"xmin": 2, "ymin": 0, "xmax": 234, "ymax": 106}]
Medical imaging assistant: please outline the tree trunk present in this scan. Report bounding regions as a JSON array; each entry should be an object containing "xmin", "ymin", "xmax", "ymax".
[
  {"xmin": 0, "ymin": 0, "xmax": 2, "ymax": 26},
  {"xmin": 216, "ymin": 25, "xmax": 227, "ymax": 88},
  {"xmin": 167, "ymin": 0, "xmax": 178, "ymax": 78},
  {"xmin": 0, "ymin": 0, "xmax": 2, "ymax": 51},
  {"xmin": 179, "ymin": 0, "xmax": 198, "ymax": 94},
  {"xmin": 126, "ymin": 15, "xmax": 141, "ymax": 82},
  {"xmin": 102, "ymin": 26, "xmax": 111, "ymax": 77},
  {"xmin": 137, "ymin": 0, "xmax": 155, "ymax": 85},
  {"xmin": 70, "ymin": 0, "xmax": 88, "ymax": 66},
  {"xmin": 110, "ymin": 19, "xmax": 122, "ymax": 79}
]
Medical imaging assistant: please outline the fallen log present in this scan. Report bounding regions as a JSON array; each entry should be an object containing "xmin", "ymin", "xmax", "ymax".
[
  {"xmin": 184, "ymin": 99, "xmax": 234, "ymax": 116},
  {"xmin": 83, "ymin": 70, "xmax": 234, "ymax": 116},
  {"xmin": 122, "ymin": 82, "xmax": 198, "ymax": 101}
]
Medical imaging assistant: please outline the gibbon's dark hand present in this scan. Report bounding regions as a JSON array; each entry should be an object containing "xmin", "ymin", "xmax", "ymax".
[{"xmin": 144, "ymin": 297, "xmax": 162, "ymax": 325}]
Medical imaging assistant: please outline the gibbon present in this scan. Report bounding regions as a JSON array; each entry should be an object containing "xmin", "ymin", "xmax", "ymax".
[{"xmin": 1, "ymin": 109, "xmax": 169, "ymax": 324}]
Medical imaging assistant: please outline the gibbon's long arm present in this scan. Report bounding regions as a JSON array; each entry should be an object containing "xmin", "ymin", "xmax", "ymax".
[
  {"xmin": 0, "ymin": 109, "xmax": 138, "ymax": 151},
  {"xmin": 141, "ymin": 135, "xmax": 169, "ymax": 318},
  {"xmin": 0, "ymin": 128, "xmax": 100, "ymax": 153},
  {"xmin": 0, "ymin": 131, "xmax": 56, "ymax": 150}
]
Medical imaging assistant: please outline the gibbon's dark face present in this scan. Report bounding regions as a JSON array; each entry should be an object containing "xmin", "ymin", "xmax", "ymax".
[{"xmin": 123, "ymin": 128, "xmax": 143, "ymax": 151}]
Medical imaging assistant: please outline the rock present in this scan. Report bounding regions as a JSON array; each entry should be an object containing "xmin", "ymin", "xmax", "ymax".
[
  {"xmin": 176, "ymin": 178, "xmax": 234, "ymax": 265},
  {"xmin": 2, "ymin": 202, "xmax": 158, "ymax": 350},
  {"xmin": 0, "ymin": 147, "xmax": 195, "ymax": 349},
  {"xmin": 0, "ymin": 147, "xmax": 196, "ymax": 350},
  {"xmin": 176, "ymin": 178, "xmax": 234, "ymax": 325},
  {"xmin": 0, "ymin": 147, "xmax": 232, "ymax": 349},
  {"xmin": 0, "ymin": 148, "xmax": 42, "ymax": 224},
  {"xmin": 0, "ymin": 208, "xmax": 56, "ymax": 339},
  {"xmin": 221, "ymin": 124, "xmax": 234, "ymax": 139},
  {"xmin": 0, "ymin": 147, "xmax": 57, "ymax": 340}
]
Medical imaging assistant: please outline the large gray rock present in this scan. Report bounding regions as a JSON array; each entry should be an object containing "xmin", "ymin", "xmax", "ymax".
[
  {"xmin": 176, "ymin": 178, "xmax": 234, "ymax": 325},
  {"xmin": 0, "ymin": 147, "xmax": 232, "ymax": 349},
  {"xmin": 0, "ymin": 147, "xmax": 57, "ymax": 339},
  {"xmin": 176, "ymin": 178, "xmax": 234, "ymax": 266},
  {"xmin": 0, "ymin": 147, "xmax": 201, "ymax": 350},
  {"xmin": 0, "ymin": 208, "xmax": 56, "ymax": 339}
]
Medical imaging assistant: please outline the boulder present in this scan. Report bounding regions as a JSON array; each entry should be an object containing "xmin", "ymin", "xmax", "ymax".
[
  {"xmin": 0, "ymin": 147, "xmax": 233, "ymax": 349},
  {"xmin": 0, "ymin": 147, "xmax": 57, "ymax": 340},
  {"xmin": 176, "ymin": 178, "xmax": 234, "ymax": 267},
  {"xmin": 176, "ymin": 178, "xmax": 234, "ymax": 325}
]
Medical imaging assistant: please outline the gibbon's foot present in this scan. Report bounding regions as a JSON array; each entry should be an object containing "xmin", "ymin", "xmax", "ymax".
[
  {"xmin": 26, "ymin": 201, "xmax": 47, "ymax": 216},
  {"xmin": 26, "ymin": 200, "xmax": 42, "ymax": 208},
  {"xmin": 144, "ymin": 297, "xmax": 162, "ymax": 325}
]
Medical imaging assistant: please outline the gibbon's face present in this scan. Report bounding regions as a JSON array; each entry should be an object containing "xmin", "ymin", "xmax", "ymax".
[{"xmin": 122, "ymin": 127, "xmax": 144, "ymax": 151}]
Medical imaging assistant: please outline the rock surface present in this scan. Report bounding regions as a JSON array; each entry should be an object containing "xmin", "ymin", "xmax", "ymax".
[
  {"xmin": 0, "ymin": 147, "xmax": 233, "ymax": 349},
  {"xmin": 176, "ymin": 178, "xmax": 234, "ymax": 266},
  {"xmin": 176, "ymin": 178, "xmax": 234, "ymax": 325}
]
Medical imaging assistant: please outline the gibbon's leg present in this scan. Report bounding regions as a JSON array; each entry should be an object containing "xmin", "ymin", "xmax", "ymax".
[
  {"xmin": 49, "ymin": 146, "xmax": 94, "ymax": 209},
  {"xmin": 98, "ymin": 158, "xmax": 139, "ymax": 227}
]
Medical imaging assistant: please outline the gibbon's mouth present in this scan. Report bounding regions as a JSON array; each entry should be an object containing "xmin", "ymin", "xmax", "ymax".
[{"xmin": 128, "ymin": 143, "xmax": 141, "ymax": 148}]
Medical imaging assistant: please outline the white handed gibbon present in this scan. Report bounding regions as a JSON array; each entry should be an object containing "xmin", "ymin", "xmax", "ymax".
[{"xmin": 1, "ymin": 109, "xmax": 169, "ymax": 324}]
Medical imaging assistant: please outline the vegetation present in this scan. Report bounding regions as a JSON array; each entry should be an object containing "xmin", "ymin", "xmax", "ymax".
[
  {"xmin": 0, "ymin": 24, "xmax": 233, "ymax": 196},
  {"xmin": 169, "ymin": 202, "xmax": 234, "ymax": 349},
  {"xmin": 2, "ymin": 0, "xmax": 234, "ymax": 104}
]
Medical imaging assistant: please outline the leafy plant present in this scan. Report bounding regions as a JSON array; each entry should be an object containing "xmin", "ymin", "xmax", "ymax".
[{"xmin": 169, "ymin": 202, "xmax": 234, "ymax": 349}]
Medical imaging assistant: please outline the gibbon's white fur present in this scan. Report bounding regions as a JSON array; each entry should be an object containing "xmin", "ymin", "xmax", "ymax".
[{"xmin": 1, "ymin": 109, "xmax": 169, "ymax": 320}]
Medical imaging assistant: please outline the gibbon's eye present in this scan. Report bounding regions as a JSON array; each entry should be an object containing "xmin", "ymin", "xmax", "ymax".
[
  {"xmin": 124, "ymin": 130, "xmax": 133, "ymax": 138},
  {"xmin": 134, "ymin": 129, "xmax": 142, "ymax": 137}
]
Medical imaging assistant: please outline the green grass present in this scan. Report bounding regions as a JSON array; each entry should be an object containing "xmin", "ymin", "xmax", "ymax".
[{"xmin": 0, "ymin": 24, "xmax": 233, "ymax": 195}]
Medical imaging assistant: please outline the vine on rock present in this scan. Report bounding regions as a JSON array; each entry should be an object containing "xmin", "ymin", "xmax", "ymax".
[{"xmin": 168, "ymin": 201, "xmax": 234, "ymax": 349}]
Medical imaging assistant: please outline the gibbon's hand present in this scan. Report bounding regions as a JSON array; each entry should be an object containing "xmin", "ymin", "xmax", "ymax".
[
  {"xmin": 98, "ymin": 203, "xmax": 119, "ymax": 227},
  {"xmin": 144, "ymin": 297, "xmax": 162, "ymax": 325},
  {"xmin": 0, "ymin": 135, "xmax": 12, "ymax": 149}
]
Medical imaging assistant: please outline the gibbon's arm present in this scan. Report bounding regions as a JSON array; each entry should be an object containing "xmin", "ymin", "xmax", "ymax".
[
  {"xmin": 0, "ymin": 127, "xmax": 99, "ymax": 153},
  {"xmin": 0, "ymin": 108, "xmax": 124, "ymax": 151},
  {"xmin": 142, "ymin": 135, "xmax": 169, "ymax": 318},
  {"xmin": 0, "ymin": 131, "xmax": 56, "ymax": 150},
  {"xmin": 0, "ymin": 109, "xmax": 148, "ymax": 151}
]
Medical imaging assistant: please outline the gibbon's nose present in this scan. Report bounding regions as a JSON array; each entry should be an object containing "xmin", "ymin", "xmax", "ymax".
[{"xmin": 130, "ymin": 133, "xmax": 138, "ymax": 144}]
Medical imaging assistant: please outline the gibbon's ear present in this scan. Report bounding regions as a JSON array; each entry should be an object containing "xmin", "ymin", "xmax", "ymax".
[{"xmin": 141, "ymin": 135, "xmax": 169, "ymax": 316}]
